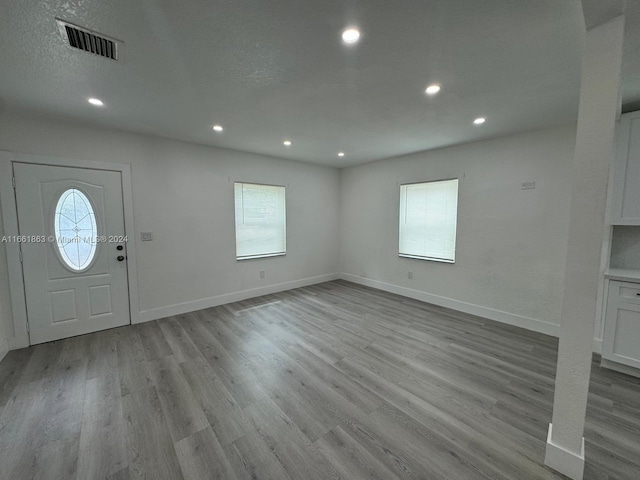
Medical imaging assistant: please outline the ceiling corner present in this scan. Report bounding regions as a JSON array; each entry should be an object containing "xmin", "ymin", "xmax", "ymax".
[{"xmin": 581, "ymin": 0, "xmax": 626, "ymax": 30}]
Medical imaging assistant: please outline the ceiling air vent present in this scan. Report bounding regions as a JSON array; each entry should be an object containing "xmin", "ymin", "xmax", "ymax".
[{"xmin": 56, "ymin": 19, "xmax": 120, "ymax": 60}]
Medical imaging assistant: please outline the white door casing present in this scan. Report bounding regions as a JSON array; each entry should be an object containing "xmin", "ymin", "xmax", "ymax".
[{"xmin": 13, "ymin": 162, "xmax": 131, "ymax": 344}]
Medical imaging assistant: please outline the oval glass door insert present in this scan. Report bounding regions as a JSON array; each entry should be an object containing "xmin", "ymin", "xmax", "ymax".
[{"xmin": 54, "ymin": 188, "xmax": 98, "ymax": 271}]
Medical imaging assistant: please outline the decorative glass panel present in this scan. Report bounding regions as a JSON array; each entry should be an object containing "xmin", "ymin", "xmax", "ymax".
[{"xmin": 54, "ymin": 188, "xmax": 98, "ymax": 271}]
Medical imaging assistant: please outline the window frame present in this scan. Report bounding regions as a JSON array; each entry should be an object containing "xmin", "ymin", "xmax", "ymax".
[
  {"xmin": 398, "ymin": 177, "xmax": 459, "ymax": 264},
  {"xmin": 234, "ymin": 181, "xmax": 287, "ymax": 261}
]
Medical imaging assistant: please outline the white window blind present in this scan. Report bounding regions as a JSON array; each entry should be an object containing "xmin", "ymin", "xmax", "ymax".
[
  {"xmin": 234, "ymin": 182, "xmax": 286, "ymax": 260},
  {"xmin": 399, "ymin": 179, "xmax": 458, "ymax": 263}
]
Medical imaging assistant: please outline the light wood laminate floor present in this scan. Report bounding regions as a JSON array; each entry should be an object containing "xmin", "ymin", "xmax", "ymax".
[{"xmin": 0, "ymin": 280, "xmax": 639, "ymax": 480}]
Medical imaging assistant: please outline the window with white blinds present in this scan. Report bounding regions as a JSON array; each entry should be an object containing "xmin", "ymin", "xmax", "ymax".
[
  {"xmin": 234, "ymin": 182, "xmax": 286, "ymax": 260},
  {"xmin": 399, "ymin": 179, "xmax": 459, "ymax": 263}
]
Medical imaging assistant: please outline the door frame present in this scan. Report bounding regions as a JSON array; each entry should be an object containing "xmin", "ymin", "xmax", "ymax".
[{"xmin": 0, "ymin": 150, "xmax": 140, "ymax": 348}]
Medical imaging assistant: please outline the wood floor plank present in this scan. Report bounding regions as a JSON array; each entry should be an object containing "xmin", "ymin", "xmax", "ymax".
[
  {"xmin": 106, "ymin": 466, "xmax": 130, "ymax": 480},
  {"xmin": 85, "ymin": 328, "xmax": 119, "ymax": 380},
  {"xmin": 365, "ymin": 341, "xmax": 502, "ymax": 409},
  {"xmin": 174, "ymin": 426, "xmax": 239, "ymax": 480},
  {"xmin": 158, "ymin": 315, "xmax": 203, "ymax": 363},
  {"xmin": 248, "ymin": 340, "xmax": 338, "ymax": 442},
  {"xmin": 179, "ymin": 355, "xmax": 250, "ymax": 445},
  {"xmin": 336, "ymin": 351, "xmax": 553, "ymax": 476},
  {"xmin": 134, "ymin": 321, "xmax": 174, "ymax": 361},
  {"xmin": 367, "ymin": 402, "xmax": 496, "ymax": 480},
  {"xmin": 586, "ymin": 441, "xmax": 640, "ymax": 480},
  {"xmin": 0, "ymin": 346, "xmax": 34, "ymax": 409},
  {"xmin": 42, "ymin": 357, "xmax": 88, "ymax": 446},
  {"xmin": 147, "ymin": 355, "xmax": 209, "ymax": 443},
  {"xmin": 181, "ymin": 313, "xmax": 266, "ymax": 408},
  {"xmin": 34, "ymin": 437, "xmax": 79, "ymax": 480},
  {"xmin": 224, "ymin": 430, "xmax": 294, "ymax": 480},
  {"xmin": 114, "ymin": 326, "xmax": 153, "ymax": 396},
  {"xmin": 57, "ymin": 334, "xmax": 93, "ymax": 364},
  {"xmin": 242, "ymin": 398, "xmax": 340, "ymax": 480},
  {"xmin": 76, "ymin": 371, "xmax": 128, "ymax": 480},
  {"xmin": 122, "ymin": 386, "xmax": 184, "ymax": 480},
  {"xmin": 0, "ymin": 378, "xmax": 52, "ymax": 478},
  {"xmin": 16, "ymin": 340, "xmax": 63, "ymax": 385},
  {"xmin": 316, "ymin": 426, "xmax": 402, "ymax": 480},
  {"xmin": 285, "ymin": 342, "xmax": 385, "ymax": 414}
]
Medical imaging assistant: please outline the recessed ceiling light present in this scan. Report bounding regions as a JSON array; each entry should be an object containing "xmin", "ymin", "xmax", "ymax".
[
  {"xmin": 283, "ymin": 140, "xmax": 292, "ymax": 146},
  {"xmin": 425, "ymin": 84, "xmax": 441, "ymax": 95},
  {"xmin": 473, "ymin": 117, "xmax": 486, "ymax": 125},
  {"xmin": 88, "ymin": 98, "xmax": 104, "ymax": 106},
  {"xmin": 342, "ymin": 28, "xmax": 361, "ymax": 44},
  {"xmin": 213, "ymin": 125, "xmax": 223, "ymax": 132},
  {"xmin": 338, "ymin": 152, "xmax": 345, "ymax": 157}
]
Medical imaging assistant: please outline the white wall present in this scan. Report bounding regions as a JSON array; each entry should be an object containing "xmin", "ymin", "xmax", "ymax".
[
  {"xmin": 339, "ymin": 125, "xmax": 576, "ymax": 335},
  {"xmin": 0, "ymin": 109, "xmax": 340, "ymax": 346}
]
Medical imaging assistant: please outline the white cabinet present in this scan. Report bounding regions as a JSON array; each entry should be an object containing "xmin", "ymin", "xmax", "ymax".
[
  {"xmin": 611, "ymin": 111, "xmax": 640, "ymax": 225},
  {"xmin": 603, "ymin": 280, "xmax": 640, "ymax": 369}
]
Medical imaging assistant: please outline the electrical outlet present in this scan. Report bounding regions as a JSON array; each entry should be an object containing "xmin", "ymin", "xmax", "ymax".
[
  {"xmin": 260, "ymin": 271, "xmax": 265, "ymax": 279},
  {"xmin": 408, "ymin": 271, "xmax": 413, "ymax": 280}
]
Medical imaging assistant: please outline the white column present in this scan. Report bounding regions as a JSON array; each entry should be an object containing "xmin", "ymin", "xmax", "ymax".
[{"xmin": 545, "ymin": 14, "xmax": 625, "ymax": 480}]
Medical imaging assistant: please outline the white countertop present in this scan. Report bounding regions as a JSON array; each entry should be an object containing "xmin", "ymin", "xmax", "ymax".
[{"xmin": 605, "ymin": 268, "xmax": 640, "ymax": 283}]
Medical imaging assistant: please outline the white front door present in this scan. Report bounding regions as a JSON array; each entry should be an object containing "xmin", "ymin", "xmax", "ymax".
[{"xmin": 14, "ymin": 162, "xmax": 130, "ymax": 344}]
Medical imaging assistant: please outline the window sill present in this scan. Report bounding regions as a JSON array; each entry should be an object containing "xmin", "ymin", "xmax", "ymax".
[
  {"xmin": 236, "ymin": 252, "xmax": 286, "ymax": 261},
  {"xmin": 399, "ymin": 254, "xmax": 455, "ymax": 264}
]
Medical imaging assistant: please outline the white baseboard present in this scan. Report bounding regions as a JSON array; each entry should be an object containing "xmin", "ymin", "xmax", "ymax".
[
  {"xmin": 545, "ymin": 424, "xmax": 585, "ymax": 480},
  {"xmin": 136, "ymin": 273, "xmax": 339, "ymax": 323},
  {"xmin": 0, "ymin": 337, "xmax": 9, "ymax": 363},
  {"xmin": 340, "ymin": 273, "xmax": 560, "ymax": 337},
  {"xmin": 593, "ymin": 338, "xmax": 603, "ymax": 354}
]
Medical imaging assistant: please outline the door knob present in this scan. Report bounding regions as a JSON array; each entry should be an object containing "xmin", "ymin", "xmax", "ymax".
[{"xmin": 117, "ymin": 255, "xmax": 125, "ymax": 262}]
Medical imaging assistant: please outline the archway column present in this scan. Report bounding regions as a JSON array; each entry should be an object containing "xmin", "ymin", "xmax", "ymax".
[{"xmin": 545, "ymin": 13, "xmax": 625, "ymax": 480}]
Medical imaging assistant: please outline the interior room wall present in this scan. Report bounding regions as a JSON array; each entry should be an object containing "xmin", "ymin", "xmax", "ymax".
[
  {"xmin": 610, "ymin": 226, "xmax": 640, "ymax": 269},
  {"xmin": 339, "ymin": 124, "xmax": 576, "ymax": 335},
  {"xmin": 0, "ymin": 108, "xmax": 340, "ymax": 346}
]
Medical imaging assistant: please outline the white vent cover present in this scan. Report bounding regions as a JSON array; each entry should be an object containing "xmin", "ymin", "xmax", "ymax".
[{"xmin": 56, "ymin": 19, "xmax": 120, "ymax": 60}]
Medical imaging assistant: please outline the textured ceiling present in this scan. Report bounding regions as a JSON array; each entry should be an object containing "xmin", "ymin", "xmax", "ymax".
[{"xmin": 0, "ymin": 1, "xmax": 636, "ymax": 167}]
